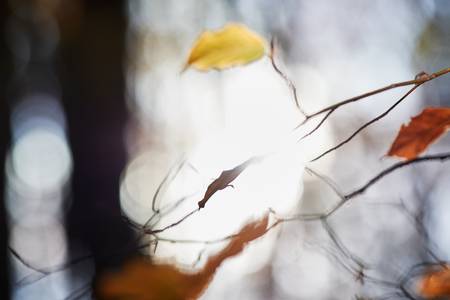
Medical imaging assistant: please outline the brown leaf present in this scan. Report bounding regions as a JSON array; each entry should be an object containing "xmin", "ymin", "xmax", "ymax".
[
  {"xmin": 419, "ymin": 266, "xmax": 450, "ymax": 299},
  {"xmin": 96, "ymin": 214, "xmax": 269, "ymax": 300},
  {"xmin": 197, "ymin": 156, "xmax": 263, "ymax": 209},
  {"xmin": 387, "ymin": 107, "xmax": 450, "ymax": 160}
]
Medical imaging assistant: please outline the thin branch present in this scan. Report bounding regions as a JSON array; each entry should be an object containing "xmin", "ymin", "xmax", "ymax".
[
  {"xmin": 305, "ymin": 241, "xmax": 360, "ymax": 279},
  {"xmin": 142, "ymin": 151, "xmax": 450, "ymax": 248},
  {"xmin": 345, "ymin": 152, "xmax": 450, "ymax": 200},
  {"xmin": 8, "ymin": 246, "xmax": 49, "ymax": 275},
  {"xmin": 153, "ymin": 234, "xmax": 236, "ymax": 245},
  {"xmin": 13, "ymin": 240, "xmax": 155, "ymax": 287},
  {"xmin": 268, "ymin": 42, "xmax": 450, "ymax": 141},
  {"xmin": 298, "ymin": 108, "xmax": 336, "ymax": 140},
  {"xmin": 158, "ymin": 193, "xmax": 198, "ymax": 220},
  {"xmin": 308, "ymin": 79, "xmax": 417, "ymax": 119},
  {"xmin": 150, "ymin": 157, "xmax": 186, "ymax": 216},
  {"xmin": 296, "ymin": 68, "xmax": 450, "ymax": 128},
  {"xmin": 63, "ymin": 282, "xmax": 91, "ymax": 300},
  {"xmin": 115, "ymin": 61, "xmax": 450, "ymax": 299},
  {"xmin": 122, "ymin": 64, "xmax": 450, "ymax": 267},
  {"xmin": 12, "ymin": 250, "xmax": 92, "ymax": 287},
  {"xmin": 140, "ymin": 157, "xmax": 193, "ymax": 230},
  {"xmin": 15, "ymin": 273, "xmax": 47, "ymax": 288},
  {"xmin": 310, "ymin": 84, "xmax": 420, "ymax": 162},
  {"xmin": 18, "ymin": 149, "xmax": 450, "ymax": 294},
  {"xmin": 269, "ymin": 38, "xmax": 307, "ymax": 117},
  {"xmin": 144, "ymin": 208, "xmax": 199, "ymax": 235},
  {"xmin": 293, "ymin": 152, "xmax": 450, "ymax": 223},
  {"xmin": 371, "ymin": 292, "xmax": 408, "ymax": 300},
  {"xmin": 397, "ymin": 198, "xmax": 444, "ymax": 265},
  {"xmin": 305, "ymin": 166, "xmax": 345, "ymax": 199},
  {"xmin": 321, "ymin": 219, "xmax": 367, "ymax": 269}
]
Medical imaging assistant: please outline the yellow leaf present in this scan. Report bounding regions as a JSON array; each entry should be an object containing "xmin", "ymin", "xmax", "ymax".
[{"xmin": 184, "ymin": 23, "xmax": 267, "ymax": 71}]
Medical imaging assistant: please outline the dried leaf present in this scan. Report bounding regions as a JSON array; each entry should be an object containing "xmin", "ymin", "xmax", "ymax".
[
  {"xmin": 97, "ymin": 214, "xmax": 269, "ymax": 300},
  {"xmin": 184, "ymin": 23, "xmax": 267, "ymax": 71},
  {"xmin": 197, "ymin": 156, "xmax": 263, "ymax": 209},
  {"xmin": 387, "ymin": 107, "xmax": 450, "ymax": 160},
  {"xmin": 419, "ymin": 266, "xmax": 450, "ymax": 299}
]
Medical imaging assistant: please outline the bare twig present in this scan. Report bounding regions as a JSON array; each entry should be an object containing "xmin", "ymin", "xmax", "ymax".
[
  {"xmin": 345, "ymin": 152, "xmax": 450, "ymax": 200},
  {"xmin": 63, "ymin": 282, "xmax": 91, "ymax": 300},
  {"xmin": 305, "ymin": 241, "xmax": 361, "ymax": 279},
  {"xmin": 143, "ymin": 152, "xmax": 450, "ymax": 270},
  {"xmin": 8, "ymin": 246, "xmax": 49, "ymax": 275},
  {"xmin": 270, "ymin": 41, "xmax": 450, "ymax": 162},
  {"xmin": 117, "ymin": 54, "xmax": 450, "ymax": 299},
  {"xmin": 128, "ymin": 62, "xmax": 450, "ymax": 252},
  {"xmin": 321, "ymin": 152, "xmax": 450, "ymax": 217},
  {"xmin": 305, "ymin": 166, "xmax": 345, "ymax": 199},
  {"xmin": 152, "ymin": 234, "xmax": 236, "ymax": 245},
  {"xmin": 144, "ymin": 208, "xmax": 199, "ymax": 235},
  {"xmin": 158, "ymin": 193, "xmax": 197, "ymax": 219},
  {"xmin": 296, "ymin": 168, "xmax": 450, "ymax": 299},
  {"xmin": 278, "ymin": 153, "xmax": 450, "ymax": 281},
  {"xmin": 321, "ymin": 219, "xmax": 367, "ymax": 269},
  {"xmin": 269, "ymin": 39, "xmax": 307, "ymax": 117},
  {"xmin": 149, "ymin": 157, "xmax": 187, "ymax": 219},
  {"xmin": 294, "ymin": 68, "xmax": 450, "ymax": 129},
  {"xmin": 310, "ymin": 84, "xmax": 420, "ymax": 162},
  {"xmin": 308, "ymin": 79, "xmax": 417, "ymax": 120},
  {"xmin": 298, "ymin": 108, "xmax": 336, "ymax": 140},
  {"xmin": 397, "ymin": 198, "xmax": 444, "ymax": 265},
  {"xmin": 12, "ymin": 240, "xmax": 155, "ymax": 287}
]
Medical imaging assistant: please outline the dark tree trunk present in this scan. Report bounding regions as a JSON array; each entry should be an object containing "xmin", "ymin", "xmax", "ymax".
[
  {"xmin": 59, "ymin": 0, "xmax": 136, "ymax": 280},
  {"xmin": 0, "ymin": 0, "xmax": 12, "ymax": 298}
]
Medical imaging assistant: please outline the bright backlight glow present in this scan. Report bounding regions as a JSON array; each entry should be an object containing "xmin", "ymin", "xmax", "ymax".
[{"xmin": 11, "ymin": 127, "xmax": 71, "ymax": 191}]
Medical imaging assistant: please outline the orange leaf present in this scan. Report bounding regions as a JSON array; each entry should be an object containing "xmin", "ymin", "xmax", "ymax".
[
  {"xmin": 96, "ymin": 214, "xmax": 269, "ymax": 300},
  {"xmin": 419, "ymin": 266, "xmax": 450, "ymax": 299},
  {"xmin": 387, "ymin": 107, "xmax": 450, "ymax": 160}
]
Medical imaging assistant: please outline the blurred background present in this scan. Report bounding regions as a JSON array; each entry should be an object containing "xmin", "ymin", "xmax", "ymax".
[{"xmin": 1, "ymin": 0, "xmax": 450, "ymax": 299}]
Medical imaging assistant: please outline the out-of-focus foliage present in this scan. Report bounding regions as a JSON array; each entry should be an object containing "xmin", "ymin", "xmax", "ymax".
[
  {"xmin": 419, "ymin": 266, "xmax": 450, "ymax": 299},
  {"xmin": 184, "ymin": 23, "xmax": 267, "ymax": 71},
  {"xmin": 96, "ymin": 214, "xmax": 269, "ymax": 300},
  {"xmin": 387, "ymin": 107, "xmax": 450, "ymax": 160}
]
